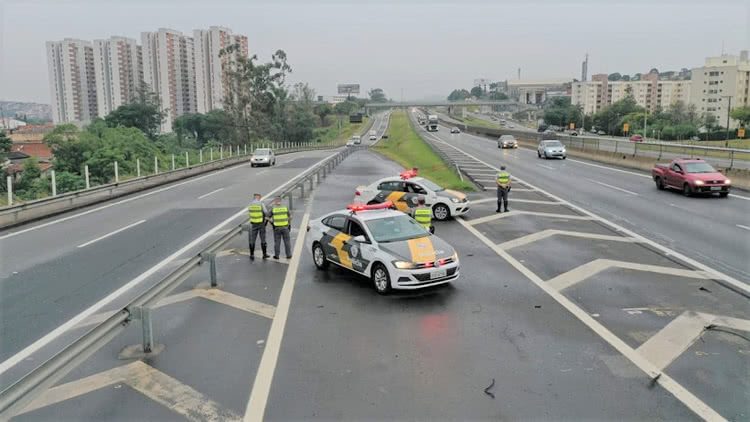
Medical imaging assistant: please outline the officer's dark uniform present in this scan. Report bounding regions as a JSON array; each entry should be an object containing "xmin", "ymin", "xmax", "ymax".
[
  {"xmin": 248, "ymin": 199, "xmax": 269, "ymax": 260},
  {"xmin": 496, "ymin": 169, "xmax": 511, "ymax": 212},
  {"xmin": 271, "ymin": 203, "xmax": 292, "ymax": 259}
]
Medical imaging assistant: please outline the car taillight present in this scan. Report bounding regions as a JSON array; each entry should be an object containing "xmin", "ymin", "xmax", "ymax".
[{"xmin": 355, "ymin": 191, "xmax": 361, "ymax": 196}]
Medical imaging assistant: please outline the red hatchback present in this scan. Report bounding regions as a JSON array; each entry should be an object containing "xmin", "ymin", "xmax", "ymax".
[{"xmin": 629, "ymin": 134, "xmax": 643, "ymax": 142}]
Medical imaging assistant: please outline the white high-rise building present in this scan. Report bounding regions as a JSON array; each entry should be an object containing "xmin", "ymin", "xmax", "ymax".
[
  {"xmin": 193, "ymin": 26, "xmax": 249, "ymax": 113},
  {"xmin": 141, "ymin": 28, "xmax": 197, "ymax": 132},
  {"xmin": 690, "ymin": 51, "xmax": 750, "ymax": 127},
  {"xmin": 46, "ymin": 39, "xmax": 98, "ymax": 124},
  {"xmin": 93, "ymin": 36, "xmax": 143, "ymax": 117}
]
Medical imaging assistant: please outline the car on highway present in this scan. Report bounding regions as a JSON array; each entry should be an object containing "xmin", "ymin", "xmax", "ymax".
[
  {"xmin": 250, "ymin": 148, "xmax": 276, "ymax": 167},
  {"xmin": 507, "ymin": 124, "xmax": 515, "ymax": 128},
  {"xmin": 382, "ymin": 133, "xmax": 389, "ymax": 139},
  {"xmin": 346, "ymin": 140, "xmax": 355, "ymax": 147},
  {"xmin": 308, "ymin": 202, "xmax": 460, "ymax": 294},
  {"xmin": 629, "ymin": 134, "xmax": 644, "ymax": 142},
  {"xmin": 354, "ymin": 169, "xmax": 470, "ymax": 221},
  {"xmin": 450, "ymin": 127, "xmax": 461, "ymax": 134},
  {"xmin": 597, "ymin": 130, "xmax": 606, "ymax": 135},
  {"xmin": 652, "ymin": 158, "xmax": 731, "ymax": 197},
  {"xmin": 498, "ymin": 134, "xmax": 518, "ymax": 149},
  {"xmin": 369, "ymin": 135, "xmax": 377, "ymax": 141},
  {"xmin": 537, "ymin": 140, "xmax": 567, "ymax": 159},
  {"xmin": 352, "ymin": 135, "xmax": 362, "ymax": 145}
]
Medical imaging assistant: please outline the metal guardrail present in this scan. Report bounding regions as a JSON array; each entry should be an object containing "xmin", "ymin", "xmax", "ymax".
[
  {"xmin": 439, "ymin": 116, "xmax": 750, "ymax": 170},
  {"xmin": 0, "ymin": 145, "xmax": 362, "ymax": 419}
]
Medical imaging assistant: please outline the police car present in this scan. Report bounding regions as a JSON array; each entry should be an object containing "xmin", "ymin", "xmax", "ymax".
[
  {"xmin": 308, "ymin": 202, "xmax": 460, "ymax": 294},
  {"xmin": 354, "ymin": 169, "xmax": 470, "ymax": 221}
]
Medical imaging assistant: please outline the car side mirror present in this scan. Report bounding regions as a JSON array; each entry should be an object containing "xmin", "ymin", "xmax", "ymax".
[{"xmin": 353, "ymin": 235, "xmax": 368, "ymax": 244}]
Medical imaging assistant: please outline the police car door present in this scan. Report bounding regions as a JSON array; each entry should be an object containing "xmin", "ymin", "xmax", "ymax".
[
  {"xmin": 344, "ymin": 217, "xmax": 372, "ymax": 274},
  {"xmin": 321, "ymin": 214, "xmax": 348, "ymax": 266}
]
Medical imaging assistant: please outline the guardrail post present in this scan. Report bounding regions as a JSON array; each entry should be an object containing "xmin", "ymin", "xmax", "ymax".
[
  {"xmin": 220, "ymin": 146, "xmax": 224, "ymax": 160},
  {"xmin": 210, "ymin": 148, "xmax": 214, "ymax": 161},
  {"xmin": 729, "ymin": 151, "xmax": 734, "ymax": 169},
  {"xmin": 185, "ymin": 151, "xmax": 189, "ymax": 168},
  {"xmin": 7, "ymin": 176, "xmax": 13, "ymax": 206},
  {"xmin": 171, "ymin": 154, "xmax": 176, "ymax": 171},
  {"xmin": 199, "ymin": 149, "xmax": 203, "ymax": 163},
  {"xmin": 141, "ymin": 307, "xmax": 154, "ymax": 354},
  {"xmin": 309, "ymin": 176, "xmax": 314, "ymax": 191},
  {"xmin": 85, "ymin": 165, "xmax": 90, "ymax": 188},
  {"xmin": 300, "ymin": 183, "xmax": 305, "ymax": 198},
  {"xmin": 137, "ymin": 158, "xmax": 141, "ymax": 177},
  {"xmin": 633, "ymin": 141, "xmax": 638, "ymax": 157},
  {"xmin": 287, "ymin": 192, "xmax": 294, "ymax": 211},
  {"xmin": 322, "ymin": 165, "xmax": 327, "ymax": 178},
  {"xmin": 244, "ymin": 145, "xmax": 247, "ymax": 155},
  {"xmin": 208, "ymin": 253, "xmax": 218, "ymax": 287},
  {"xmin": 51, "ymin": 170, "xmax": 57, "ymax": 196},
  {"xmin": 114, "ymin": 161, "xmax": 119, "ymax": 183},
  {"xmin": 658, "ymin": 144, "xmax": 663, "ymax": 160},
  {"xmin": 236, "ymin": 145, "xmax": 240, "ymax": 156},
  {"xmin": 154, "ymin": 156, "xmax": 158, "ymax": 175}
]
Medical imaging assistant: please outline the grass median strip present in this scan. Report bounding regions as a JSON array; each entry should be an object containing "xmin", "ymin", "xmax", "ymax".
[{"xmin": 374, "ymin": 111, "xmax": 474, "ymax": 191}]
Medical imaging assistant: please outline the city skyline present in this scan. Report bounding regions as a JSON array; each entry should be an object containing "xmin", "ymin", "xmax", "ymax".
[{"xmin": 2, "ymin": 0, "xmax": 748, "ymax": 104}]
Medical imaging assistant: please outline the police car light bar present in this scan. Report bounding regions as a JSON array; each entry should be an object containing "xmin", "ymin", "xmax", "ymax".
[
  {"xmin": 400, "ymin": 168, "xmax": 418, "ymax": 180},
  {"xmin": 347, "ymin": 201, "xmax": 394, "ymax": 212}
]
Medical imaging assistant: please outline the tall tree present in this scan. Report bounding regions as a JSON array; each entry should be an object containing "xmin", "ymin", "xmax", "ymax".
[
  {"xmin": 447, "ymin": 89, "xmax": 471, "ymax": 101},
  {"xmin": 313, "ymin": 102, "xmax": 333, "ymax": 126},
  {"xmin": 104, "ymin": 85, "xmax": 165, "ymax": 140},
  {"xmin": 470, "ymin": 86, "xmax": 484, "ymax": 98},
  {"xmin": 730, "ymin": 106, "xmax": 750, "ymax": 126},
  {"xmin": 368, "ymin": 88, "xmax": 387, "ymax": 103},
  {"xmin": 0, "ymin": 130, "xmax": 11, "ymax": 162},
  {"xmin": 607, "ymin": 73, "xmax": 622, "ymax": 81}
]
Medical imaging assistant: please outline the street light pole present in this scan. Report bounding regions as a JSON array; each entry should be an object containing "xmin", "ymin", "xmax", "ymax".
[{"xmin": 723, "ymin": 95, "xmax": 733, "ymax": 146}]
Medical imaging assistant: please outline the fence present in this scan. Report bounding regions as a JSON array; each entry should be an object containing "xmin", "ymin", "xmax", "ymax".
[{"xmin": 0, "ymin": 145, "xmax": 361, "ymax": 419}]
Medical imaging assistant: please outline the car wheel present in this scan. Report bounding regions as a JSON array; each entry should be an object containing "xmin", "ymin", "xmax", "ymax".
[
  {"xmin": 719, "ymin": 192, "xmax": 729, "ymax": 198},
  {"xmin": 683, "ymin": 183, "xmax": 692, "ymax": 197},
  {"xmin": 433, "ymin": 203, "xmax": 450, "ymax": 221},
  {"xmin": 655, "ymin": 177, "xmax": 665, "ymax": 190},
  {"xmin": 544, "ymin": 152, "xmax": 549, "ymax": 159},
  {"xmin": 537, "ymin": 151, "xmax": 541, "ymax": 158},
  {"xmin": 372, "ymin": 263, "xmax": 392, "ymax": 295},
  {"xmin": 562, "ymin": 156, "xmax": 567, "ymax": 160},
  {"xmin": 312, "ymin": 242, "xmax": 329, "ymax": 270},
  {"xmin": 251, "ymin": 164, "xmax": 255, "ymax": 168}
]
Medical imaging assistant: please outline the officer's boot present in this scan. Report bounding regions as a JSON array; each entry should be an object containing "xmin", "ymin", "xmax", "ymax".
[
  {"xmin": 261, "ymin": 243, "xmax": 270, "ymax": 259},
  {"xmin": 249, "ymin": 243, "xmax": 255, "ymax": 260}
]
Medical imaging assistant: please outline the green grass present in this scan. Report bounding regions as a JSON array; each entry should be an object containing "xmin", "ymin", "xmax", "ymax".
[
  {"xmin": 313, "ymin": 117, "xmax": 368, "ymax": 146},
  {"xmin": 374, "ymin": 111, "xmax": 474, "ymax": 191}
]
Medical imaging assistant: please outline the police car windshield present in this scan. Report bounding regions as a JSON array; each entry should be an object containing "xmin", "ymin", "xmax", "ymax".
[
  {"xmin": 418, "ymin": 179, "xmax": 444, "ymax": 192},
  {"xmin": 365, "ymin": 215, "xmax": 428, "ymax": 243}
]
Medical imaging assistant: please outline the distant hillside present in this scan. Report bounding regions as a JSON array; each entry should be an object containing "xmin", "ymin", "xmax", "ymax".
[{"xmin": 0, "ymin": 101, "xmax": 52, "ymax": 122}]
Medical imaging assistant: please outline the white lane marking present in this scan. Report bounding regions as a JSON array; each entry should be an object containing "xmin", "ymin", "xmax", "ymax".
[
  {"xmin": 197, "ymin": 187, "xmax": 225, "ymax": 199},
  {"xmin": 244, "ymin": 212, "xmax": 310, "ymax": 422},
  {"xmin": 456, "ymin": 217, "xmax": 724, "ymax": 421},
  {"xmin": 737, "ymin": 224, "xmax": 750, "ymax": 231},
  {"xmin": 469, "ymin": 210, "xmax": 593, "ymax": 226},
  {"xmin": 499, "ymin": 230, "xmax": 638, "ymax": 250},
  {"xmin": 0, "ymin": 153, "xmax": 337, "ymax": 377},
  {"xmin": 587, "ymin": 179, "xmax": 639, "ymax": 196},
  {"xmin": 76, "ymin": 220, "xmax": 146, "ymax": 248},
  {"xmin": 730, "ymin": 193, "xmax": 750, "ymax": 201},
  {"xmin": 537, "ymin": 164, "xmax": 555, "ymax": 170}
]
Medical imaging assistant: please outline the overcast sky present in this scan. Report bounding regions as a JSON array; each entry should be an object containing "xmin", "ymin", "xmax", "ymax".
[{"xmin": 1, "ymin": 0, "xmax": 749, "ymax": 104}]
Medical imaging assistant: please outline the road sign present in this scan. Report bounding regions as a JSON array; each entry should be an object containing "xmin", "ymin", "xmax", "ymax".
[
  {"xmin": 623, "ymin": 123, "xmax": 629, "ymax": 133},
  {"xmin": 337, "ymin": 84, "xmax": 360, "ymax": 95},
  {"xmin": 739, "ymin": 127, "xmax": 746, "ymax": 138}
]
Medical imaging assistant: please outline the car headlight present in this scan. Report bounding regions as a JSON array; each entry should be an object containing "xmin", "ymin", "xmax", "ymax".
[
  {"xmin": 393, "ymin": 260, "xmax": 416, "ymax": 269},
  {"xmin": 450, "ymin": 197, "xmax": 460, "ymax": 203},
  {"xmin": 694, "ymin": 180, "xmax": 704, "ymax": 185},
  {"xmin": 451, "ymin": 251, "xmax": 458, "ymax": 262},
  {"xmin": 725, "ymin": 179, "xmax": 732, "ymax": 185}
]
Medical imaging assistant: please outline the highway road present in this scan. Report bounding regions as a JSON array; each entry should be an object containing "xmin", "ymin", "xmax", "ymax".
[{"xmin": 0, "ymin": 113, "xmax": 389, "ymax": 370}]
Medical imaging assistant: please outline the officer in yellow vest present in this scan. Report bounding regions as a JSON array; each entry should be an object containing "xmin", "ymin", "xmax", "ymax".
[
  {"xmin": 413, "ymin": 196, "xmax": 434, "ymax": 234},
  {"xmin": 248, "ymin": 193, "xmax": 270, "ymax": 260},
  {"xmin": 496, "ymin": 165, "xmax": 511, "ymax": 213},
  {"xmin": 271, "ymin": 196, "xmax": 292, "ymax": 260}
]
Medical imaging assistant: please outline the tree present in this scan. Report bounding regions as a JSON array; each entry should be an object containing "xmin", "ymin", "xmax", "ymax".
[
  {"xmin": 45, "ymin": 124, "xmax": 85, "ymax": 174},
  {"xmin": 730, "ymin": 106, "xmax": 750, "ymax": 126},
  {"xmin": 104, "ymin": 85, "xmax": 164, "ymax": 140},
  {"xmin": 334, "ymin": 101, "xmax": 358, "ymax": 116},
  {"xmin": 447, "ymin": 89, "xmax": 470, "ymax": 101},
  {"xmin": 368, "ymin": 88, "xmax": 387, "ymax": 103},
  {"xmin": 621, "ymin": 75, "xmax": 631, "ymax": 81},
  {"xmin": 470, "ymin": 86, "xmax": 484, "ymax": 98},
  {"xmin": 608, "ymin": 73, "xmax": 622, "ymax": 81},
  {"xmin": 489, "ymin": 91, "xmax": 509, "ymax": 100},
  {"xmin": 286, "ymin": 82, "xmax": 317, "ymax": 143},
  {"xmin": 55, "ymin": 171, "xmax": 86, "ymax": 194},
  {"xmin": 0, "ymin": 130, "xmax": 11, "ymax": 162},
  {"xmin": 313, "ymin": 102, "xmax": 333, "ymax": 126},
  {"xmin": 543, "ymin": 97, "xmax": 582, "ymax": 128}
]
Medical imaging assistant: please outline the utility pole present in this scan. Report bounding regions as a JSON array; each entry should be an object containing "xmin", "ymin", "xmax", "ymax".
[{"xmin": 723, "ymin": 95, "xmax": 733, "ymax": 146}]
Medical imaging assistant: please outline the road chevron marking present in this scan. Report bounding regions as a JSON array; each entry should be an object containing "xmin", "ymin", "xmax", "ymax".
[
  {"xmin": 637, "ymin": 311, "xmax": 750, "ymax": 371},
  {"xmin": 469, "ymin": 210, "xmax": 594, "ymax": 226},
  {"xmin": 499, "ymin": 230, "xmax": 639, "ymax": 250},
  {"xmin": 546, "ymin": 259, "xmax": 712, "ymax": 291},
  {"xmin": 19, "ymin": 361, "xmax": 241, "ymax": 421},
  {"xmin": 470, "ymin": 197, "xmax": 561, "ymax": 205}
]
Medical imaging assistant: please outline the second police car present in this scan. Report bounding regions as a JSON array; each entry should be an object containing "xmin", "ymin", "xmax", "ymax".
[
  {"xmin": 307, "ymin": 202, "xmax": 460, "ymax": 294},
  {"xmin": 354, "ymin": 169, "xmax": 470, "ymax": 221}
]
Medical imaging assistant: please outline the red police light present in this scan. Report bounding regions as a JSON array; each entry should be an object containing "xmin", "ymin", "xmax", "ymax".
[
  {"xmin": 400, "ymin": 168, "xmax": 419, "ymax": 180},
  {"xmin": 347, "ymin": 201, "xmax": 394, "ymax": 212}
]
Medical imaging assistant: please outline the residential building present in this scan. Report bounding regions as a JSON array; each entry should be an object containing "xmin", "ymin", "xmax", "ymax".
[
  {"xmin": 193, "ymin": 26, "xmax": 249, "ymax": 113},
  {"xmin": 690, "ymin": 51, "xmax": 750, "ymax": 127},
  {"xmin": 141, "ymin": 28, "xmax": 197, "ymax": 132},
  {"xmin": 657, "ymin": 80, "xmax": 691, "ymax": 108},
  {"xmin": 572, "ymin": 79, "xmax": 604, "ymax": 114},
  {"xmin": 93, "ymin": 36, "xmax": 143, "ymax": 117},
  {"xmin": 46, "ymin": 39, "xmax": 98, "ymax": 124}
]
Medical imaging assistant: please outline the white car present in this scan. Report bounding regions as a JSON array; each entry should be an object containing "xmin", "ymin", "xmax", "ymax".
[
  {"xmin": 537, "ymin": 140, "xmax": 567, "ymax": 159},
  {"xmin": 352, "ymin": 135, "xmax": 362, "ymax": 145},
  {"xmin": 369, "ymin": 135, "xmax": 377, "ymax": 141},
  {"xmin": 450, "ymin": 127, "xmax": 461, "ymax": 134},
  {"xmin": 346, "ymin": 140, "xmax": 355, "ymax": 147},
  {"xmin": 308, "ymin": 203, "xmax": 460, "ymax": 294},
  {"xmin": 354, "ymin": 170, "xmax": 470, "ymax": 221},
  {"xmin": 250, "ymin": 148, "xmax": 276, "ymax": 167}
]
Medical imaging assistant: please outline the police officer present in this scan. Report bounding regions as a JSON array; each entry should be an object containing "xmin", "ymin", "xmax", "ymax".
[
  {"xmin": 271, "ymin": 196, "xmax": 292, "ymax": 260},
  {"xmin": 248, "ymin": 193, "xmax": 270, "ymax": 260},
  {"xmin": 496, "ymin": 165, "xmax": 511, "ymax": 213},
  {"xmin": 413, "ymin": 196, "xmax": 434, "ymax": 234}
]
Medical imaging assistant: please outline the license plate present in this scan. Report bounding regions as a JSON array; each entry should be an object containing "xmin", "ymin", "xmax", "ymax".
[
  {"xmin": 710, "ymin": 187, "xmax": 721, "ymax": 191},
  {"xmin": 430, "ymin": 269, "xmax": 447, "ymax": 279}
]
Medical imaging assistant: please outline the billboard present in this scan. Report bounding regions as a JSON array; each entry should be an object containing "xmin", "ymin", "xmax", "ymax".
[{"xmin": 337, "ymin": 84, "xmax": 360, "ymax": 95}]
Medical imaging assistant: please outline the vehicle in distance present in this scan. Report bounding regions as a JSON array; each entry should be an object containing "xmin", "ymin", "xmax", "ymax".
[
  {"xmin": 498, "ymin": 134, "xmax": 518, "ymax": 149},
  {"xmin": 250, "ymin": 148, "xmax": 276, "ymax": 167},
  {"xmin": 652, "ymin": 158, "xmax": 731, "ymax": 197},
  {"xmin": 352, "ymin": 135, "xmax": 362, "ymax": 145},
  {"xmin": 355, "ymin": 170, "xmax": 470, "ymax": 221},
  {"xmin": 369, "ymin": 135, "xmax": 377, "ymax": 141},
  {"xmin": 450, "ymin": 127, "xmax": 461, "ymax": 134},
  {"xmin": 346, "ymin": 140, "xmax": 355, "ymax": 147},
  {"xmin": 629, "ymin": 134, "xmax": 644, "ymax": 142},
  {"xmin": 426, "ymin": 115, "xmax": 439, "ymax": 132},
  {"xmin": 537, "ymin": 140, "xmax": 567, "ymax": 159},
  {"xmin": 382, "ymin": 133, "xmax": 389, "ymax": 139},
  {"xmin": 507, "ymin": 124, "xmax": 515, "ymax": 128},
  {"xmin": 308, "ymin": 203, "xmax": 460, "ymax": 294}
]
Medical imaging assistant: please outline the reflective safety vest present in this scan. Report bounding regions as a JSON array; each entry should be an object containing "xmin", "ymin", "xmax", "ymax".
[
  {"xmin": 248, "ymin": 203, "xmax": 264, "ymax": 224},
  {"xmin": 414, "ymin": 207, "xmax": 432, "ymax": 229},
  {"xmin": 497, "ymin": 171, "xmax": 511, "ymax": 188},
  {"xmin": 272, "ymin": 206, "xmax": 290, "ymax": 227}
]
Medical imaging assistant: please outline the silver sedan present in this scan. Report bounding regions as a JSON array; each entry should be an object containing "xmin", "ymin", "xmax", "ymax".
[{"xmin": 537, "ymin": 140, "xmax": 567, "ymax": 159}]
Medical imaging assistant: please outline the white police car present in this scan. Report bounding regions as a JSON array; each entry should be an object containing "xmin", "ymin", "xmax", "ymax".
[
  {"xmin": 308, "ymin": 202, "xmax": 460, "ymax": 294},
  {"xmin": 354, "ymin": 169, "xmax": 470, "ymax": 221}
]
